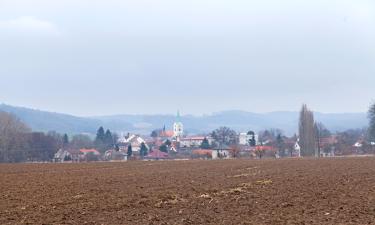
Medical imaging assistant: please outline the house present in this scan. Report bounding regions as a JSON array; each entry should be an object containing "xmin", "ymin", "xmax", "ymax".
[
  {"xmin": 320, "ymin": 136, "xmax": 338, "ymax": 147},
  {"xmin": 252, "ymin": 146, "xmax": 277, "ymax": 158},
  {"xmin": 104, "ymin": 149, "xmax": 127, "ymax": 161},
  {"xmin": 144, "ymin": 149, "xmax": 169, "ymax": 160},
  {"xmin": 238, "ymin": 132, "xmax": 258, "ymax": 146},
  {"xmin": 180, "ymin": 136, "xmax": 213, "ymax": 148},
  {"xmin": 213, "ymin": 144, "xmax": 232, "ymax": 159},
  {"xmin": 79, "ymin": 149, "xmax": 101, "ymax": 161},
  {"xmin": 281, "ymin": 137, "xmax": 301, "ymax": 158},
  {"xmin": 169, "ymin": 142, "xmax": 178, "ymax": 152},
  {"xmin": 54, "ymin": 149, "xmax": 70, "ymax": 162},
  {"xmin": 353, "ymin": 142, "xmax": 363, "ymax": 148},
  {"xmin": 294, "ymin": 142, "xmax": 301, "ymax": 157},
  {"xmin": 320, "ymin": 149, "xmax": 335, "ymax": 157},
  {"xmin": 192, "ymin": 148, "xmax": 231, "ymax": 160},
  {"xmin": 317, "ymin": 136, "xmax": 337, "ymax": 157},
  {"xmin": 53, "ymin": 149, "xmax": 80, "ymax": 162},
  {"xmin": 191, "ymin": 149, "xmax": 214, "ymax": 159},
  {"xmin": 117, "ymin": 134, "xmax": 149, "ymax": 153}
]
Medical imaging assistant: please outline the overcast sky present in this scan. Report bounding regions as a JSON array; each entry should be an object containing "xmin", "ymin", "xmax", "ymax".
[{"xmin": 0, "ymin": 0, "xmax": 374, "ymax": 116}]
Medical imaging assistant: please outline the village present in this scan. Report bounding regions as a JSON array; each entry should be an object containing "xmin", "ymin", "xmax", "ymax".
[{"xmin": 53, "ymin": 110, "xmax": 375, "ymax": 163}]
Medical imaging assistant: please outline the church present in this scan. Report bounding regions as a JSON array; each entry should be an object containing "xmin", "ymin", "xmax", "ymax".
[{"xmin": 156, "ymin": 111, "xmax": 184, "ymax": 142}]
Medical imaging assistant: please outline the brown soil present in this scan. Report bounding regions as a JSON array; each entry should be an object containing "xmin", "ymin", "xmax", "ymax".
[{"xmin": 1, "ymin": 157, "xmax": 375, "ymax": 225}]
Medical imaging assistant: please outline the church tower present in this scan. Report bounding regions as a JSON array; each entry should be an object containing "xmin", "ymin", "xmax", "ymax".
[{"xmin": 173, "ymin": 111, "xmax": 184, "ymax": 141}]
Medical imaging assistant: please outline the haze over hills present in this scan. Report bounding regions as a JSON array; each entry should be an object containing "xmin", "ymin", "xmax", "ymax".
[{"xmin": 0, "ymin": 103, "xmax": 368, "ymax": 136}]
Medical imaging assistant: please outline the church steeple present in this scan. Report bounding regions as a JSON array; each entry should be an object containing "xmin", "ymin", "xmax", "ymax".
[{"xmin": 173, "ymin": 110, "xmax": 183, "ymax": 141}]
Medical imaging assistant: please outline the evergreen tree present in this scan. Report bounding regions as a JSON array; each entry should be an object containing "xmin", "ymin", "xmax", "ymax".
[
  {"xmin": 95, "ymin": 127, "xmax": 105, "ymax": 143},
  {"xmin": 151, "ymin": 130, "xmax": 158, "ymax": 138},
  {"xmin": 200, "ymin": 138, "xmax": 210, "ymax": 149},
  {"xmin": 159, "ymin": 144, "xmax": 168, "ymax": 153},
  {"xmin": 104, "ymin": 129, "xmax": 113, "ymax": 147},
  {"xmin": 247, "ymin": 131, "xmax": 256, "ymax": 147},
  {"xmin": 94, "ymin": 127, "xmax": 107, "ymax": 153},
  {"xmin": 127, "ymin": 144, "xmax": 133, "ymax": 158},
  {"xmin": 165, "ymin": 139, "xmax": 172, "ymax": 146},
  {"xmin": 140, "ymin": 142, "xmax": 148, "ymax": 157},
  {"xmin": 62, "ymin": 133, "xmax": 69, "ymax": 149}
]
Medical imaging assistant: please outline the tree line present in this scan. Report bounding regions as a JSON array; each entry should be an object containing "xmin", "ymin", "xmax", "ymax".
[
  {"xmin": 0, "ymin": 111, "xmax": 61, "ymax": 162},
  {"xmin": 0, "ymin": 111, "xmax": 118, "ymax": 163}
]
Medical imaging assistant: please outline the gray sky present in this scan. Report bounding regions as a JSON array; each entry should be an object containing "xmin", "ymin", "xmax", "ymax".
[{"xmin": 0, "ymin": 0, "xmax": 374, "ymax": 116}]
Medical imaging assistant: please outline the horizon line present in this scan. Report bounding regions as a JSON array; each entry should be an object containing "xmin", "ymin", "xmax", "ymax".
[{"xmin": 0, "ymin": 102, "xmax": 368, "ymax": 118}]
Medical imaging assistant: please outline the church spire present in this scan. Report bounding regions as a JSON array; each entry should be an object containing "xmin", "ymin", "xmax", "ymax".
[{"xmin": 176, "ymin": 110, "xmax": 181, "ymax": 122}]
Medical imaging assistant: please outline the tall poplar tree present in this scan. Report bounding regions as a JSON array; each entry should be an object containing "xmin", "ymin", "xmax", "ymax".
[
  {"xmin": 299, "ymin": 104, "xmax": 316, "ymax": 157},
  {"xmin": 369, "ymin": 102, "xmax": 375, "ymax": 141}
]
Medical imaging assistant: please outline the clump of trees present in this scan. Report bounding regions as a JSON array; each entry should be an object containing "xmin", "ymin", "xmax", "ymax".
[
  {"xmin": 0, "ymin": 111, "xmax": 31, "ymax": 162},
  {"xmin": 211, "ymin": 127, "xmax": 237, "ymax": 146},
  {"xmin": 315, "ymin": 122, "xmax": 331, "ymax": 156},
  {"xmin": 0, "ymin": 111, "xmax": 64, "ymax": 162},
  {"xmin": 258, "ymin": 129, "xmax": 283, "ymax": 145},
  {"xmin": 255, "ymin": 147, "xmax": 265, "ymax": 159},
  {"xmin": 275, "ymin": 133, "xmax": 285, "ymax": 157},
  {"xmin": 94, "ymin": 127, "xmax": 117, "ymax": 153},
  {"xmin": 0, "ymin": 111, "xmax": 121, "ymax": 163},
  {"xmin": 70, "ymin": 134, "xmax": 94, "ymax": 149}
]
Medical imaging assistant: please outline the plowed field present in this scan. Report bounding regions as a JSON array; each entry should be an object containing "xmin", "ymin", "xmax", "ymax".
[{"xmin": 1, "ymin": 157, "xmax": 375, "ymax": 224}]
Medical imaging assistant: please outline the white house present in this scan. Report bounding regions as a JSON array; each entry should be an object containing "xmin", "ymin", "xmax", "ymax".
[
  {"xmin": 53, "ymin": 149, "xmax": 71, "ymax": 162},
  {"xmin": 118, "ymin": 134, "xmax": 149, "ymax": 152},
  {"xmin": 180, "ymin": 136, "xmax": 213, "ymax": 148},
  {"xmin": 294, "ymin": 141, "xmax": 301, "ymax": 157},
  {"xmin": 191, "ymin": 149, "xmax": 230, "ymax": 160},
  {"xmin": 239, "ymin": 132, "xmax": 259, "ymax": 146},
  {"xmin": 213, "ymin": 149, "xmax": 230, "ymax": 159}
]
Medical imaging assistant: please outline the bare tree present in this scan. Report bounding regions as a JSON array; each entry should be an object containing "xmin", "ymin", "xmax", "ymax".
[
  {"xmin": 70, "ymin": 134, "xmax": 94, "ymax": 149},
  {"xmin": 229, "ymin": 145, "xmax": 241, "ymax": 158},
  {"xmin": 26, "ymin": 132, "xmax": 59, "ymax": 162},
  {"xmin": 314, "ymin": 122, "xmax": 330, "ymax": 157},
  {"xmin": 298, "ymin": 104, "xmax": 316, "ymax": 157},
  {"xmin": 211, "ymin": 127, "xmax": 237, "ymax": 145},
  {"xmin": 258, "ymin": 128, "xmax": 283, "ymax": 144},
  {"xmin": 0, "ymin": 111, "xmax": 30, "ymax": 162}
]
